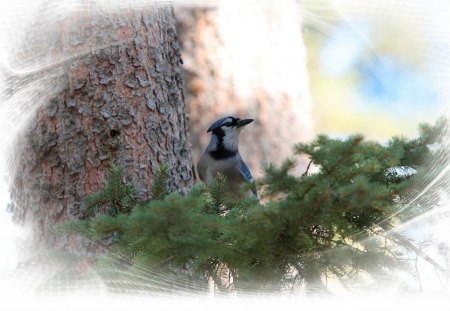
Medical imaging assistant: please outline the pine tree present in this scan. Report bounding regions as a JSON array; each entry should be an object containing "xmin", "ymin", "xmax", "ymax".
[{"xmin": 57, "ymin": 118, "xmax": 449, "ymax": 294}]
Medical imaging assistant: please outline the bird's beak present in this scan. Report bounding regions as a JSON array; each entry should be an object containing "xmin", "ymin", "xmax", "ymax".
[{"xmin": 236, "ymin": 118, "xmax": 254, "ymax": 128}]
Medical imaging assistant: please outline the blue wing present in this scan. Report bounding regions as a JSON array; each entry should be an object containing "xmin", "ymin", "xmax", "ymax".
[
  {"xmin": 239, "ymin": 159, "xmax": 253, "ymax": 182},
  {"xmin": 239, "ymin": 159, "xmax": 258, "ymax": 197}
]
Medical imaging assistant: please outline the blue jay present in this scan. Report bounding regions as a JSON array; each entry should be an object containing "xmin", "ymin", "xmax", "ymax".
[{"xmin": 197, "ymin": 116, "xmax": 258, "ymax": 198}]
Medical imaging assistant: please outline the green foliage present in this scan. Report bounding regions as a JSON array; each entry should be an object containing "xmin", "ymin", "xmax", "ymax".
[
  {"xmin": 150, "ymin": 163, "xmax": 169, "ymax": 200},
  {"xmin": 206, "ymin": 172, "xmax": 228, "ymax": 215},
  {"xmin": 58, "ymin": 119, "xmax": 449, "ymax": 294},
  {"xmin": 54, "ymin": 219, "xmax": 96, "ymax": 239},
  {"xmin": 84, "ymin": 166, "xmax": 134, "ymax": 217},
  {"xmin": 389, "ymin": 117, "xmax": 450, "ymax": 221}
]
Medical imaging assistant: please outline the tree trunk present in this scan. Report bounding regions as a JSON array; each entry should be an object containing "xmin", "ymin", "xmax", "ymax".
[
  {"xmin": 175, "ymin": 0, "xmax": 314, "ymax": 177},
  {"xmin": 8, "ymin": 2, "xmax": 194, "ymax": 253}
]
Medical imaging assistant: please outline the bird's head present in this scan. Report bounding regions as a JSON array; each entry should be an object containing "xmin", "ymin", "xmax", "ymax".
[{"xmin": 206, "ymin": 116, "xmax": 254, "ymax": 156}]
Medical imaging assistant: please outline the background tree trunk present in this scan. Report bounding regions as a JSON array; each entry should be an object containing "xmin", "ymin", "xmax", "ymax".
[
  {"xmin": 8, "ymin": 3, "xmax": 194, "ymax": 253},
  {"xmin": 175, "ymin": 0, "xmax": 314, "ymax": 176}
]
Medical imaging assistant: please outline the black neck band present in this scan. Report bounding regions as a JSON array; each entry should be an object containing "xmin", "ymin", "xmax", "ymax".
[{"xmin": 210, "ymin": 128, "xmax": 237, "ymax": 159}]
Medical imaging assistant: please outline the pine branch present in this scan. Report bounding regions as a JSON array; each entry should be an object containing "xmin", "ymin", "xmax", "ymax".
[
  {"xmin": 51, "ymin": 117, "xmax": 449, "ymax": 294},
  {"xmin": 84, "ymin": 166, "xmax": 133, "ymax": 217},
  {"xmin": 54, "ymin": 220, "xmax": 88, "ymax": 235},
  {"xmin": 151, "ymin": 163, "xmax": 169, "ymax": 200},
  {"xmin": 208, "ymin": 173, "xmax": 228, "ymax": 215},
  {"xmin": 54, "ymin": 220, "xmax": 95, "ymax": 239}
]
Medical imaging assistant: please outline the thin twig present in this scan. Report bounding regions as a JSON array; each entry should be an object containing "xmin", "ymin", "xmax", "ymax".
[
  {"xmin": 302, "ymin": 160, "xmax": 313, "ymax": 178},
  {"xmin": 414, "ymin": 252, "xmax": 422, "ymax": 291},
  {"xmin": 388, "ymin": 232, "xmax": 450, "ymax": 275},
  {"xmin": 289, "ymin": 270, "xmax": 302, "ymax": 294}
]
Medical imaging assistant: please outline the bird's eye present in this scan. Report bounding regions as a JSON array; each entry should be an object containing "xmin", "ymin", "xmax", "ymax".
[{"xmin": 222, "ymin": 122, "xmax": 232, "ymax": 127}]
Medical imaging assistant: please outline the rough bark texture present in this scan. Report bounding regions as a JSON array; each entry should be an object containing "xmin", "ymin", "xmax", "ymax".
[
  {"xmin": 175, "ymin": 1, "xmax": 314, "ymax": 177},
  {"xmin": 9, "ymin": 3, "xmax": 194, "ymax": 252}
]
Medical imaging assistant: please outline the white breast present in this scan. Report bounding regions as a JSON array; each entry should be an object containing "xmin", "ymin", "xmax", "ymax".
[{"xmin": 197, "ymin": 152, "xmax": 240, "ymax": 184}]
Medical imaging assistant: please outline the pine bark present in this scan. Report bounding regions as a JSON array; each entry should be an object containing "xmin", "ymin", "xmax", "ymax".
[{"xmin": 9, "ymin": 3, "xmax": 194, "ymax": 252}]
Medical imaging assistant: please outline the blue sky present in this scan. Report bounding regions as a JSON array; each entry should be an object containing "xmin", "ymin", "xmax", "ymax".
[{"xmin": 318, "ymin": 22, "xmax": 439, "ymax": 120}]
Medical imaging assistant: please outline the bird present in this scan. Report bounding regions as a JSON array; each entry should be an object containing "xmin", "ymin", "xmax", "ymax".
[{"xmin": 197, "ymin": 116, "xmax": 258, "ymax": 199}]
